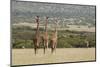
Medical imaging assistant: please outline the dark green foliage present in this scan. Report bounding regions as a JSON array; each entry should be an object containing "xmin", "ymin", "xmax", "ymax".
[
  {"xmin": 12, "ymin": 26, "xmax": 96, "ymax": 48},
  {"xmin": 12, "ymin": 39, "xmax": 33, "ymax": 48}
]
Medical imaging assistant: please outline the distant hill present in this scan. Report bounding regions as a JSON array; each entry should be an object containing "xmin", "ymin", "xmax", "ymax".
[{"xmin": 11, "ymin": 0, "xmax": 96, "ymax": 26}]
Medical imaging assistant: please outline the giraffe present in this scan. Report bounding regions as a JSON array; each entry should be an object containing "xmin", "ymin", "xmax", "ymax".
[
  {"xmin": 85, "ymin": 40, "xmax": 89, "ymax": 48},
  {"xmin": 33, "ymin": 16, "xmax": 41, "ymax": 55},
  {"xmin": 42, "ymin": 17, "xmax": 49, "ymax": 54},
  {"xmin": 50, "ymin": 18, "xmax": 58, "ymax": 53},
  {"xmin": 84, "ymin": 33, "xmax": 89, "ymax": 48}
]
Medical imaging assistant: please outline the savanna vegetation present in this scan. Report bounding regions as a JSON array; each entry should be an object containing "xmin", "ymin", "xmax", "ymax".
[{"xmin": 12, "ymin": 26, "xmax": 96, "ymax": 48}]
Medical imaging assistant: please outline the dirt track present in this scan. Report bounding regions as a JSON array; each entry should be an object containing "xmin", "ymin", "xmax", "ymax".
[{"xmin": 12, "ymin": 48, "xmax": 95, "ymax": 65}]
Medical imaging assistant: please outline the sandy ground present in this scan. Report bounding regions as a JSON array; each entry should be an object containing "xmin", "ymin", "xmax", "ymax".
[{"xmin": 12, "ymin": 48, "xmax": 95, "ymax": 65}]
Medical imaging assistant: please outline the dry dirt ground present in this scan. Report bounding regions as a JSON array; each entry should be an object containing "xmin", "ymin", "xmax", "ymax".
[{"xmin": 12, "ymin": 48, "xmax": 95, "ymax": 65}]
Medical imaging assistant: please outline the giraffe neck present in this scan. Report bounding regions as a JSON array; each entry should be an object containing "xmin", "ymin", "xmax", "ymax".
[
  {"xmin": 55, "ymin": 27, "xmax": 58, "ymax": 37},
  {"xmin": 35, "ymin": 16, "xmax": 40, "ymax": 35},
  {"xmin": 36, "ymin": 22, "xmax": 39, "ymax": 34},
  {"xmin": 55, "ymin": 20, "xmax": 58, "ymax": 35},
  {"xmin": 45, "ymin": 19, "xmax": 48, "ymax": 32}
]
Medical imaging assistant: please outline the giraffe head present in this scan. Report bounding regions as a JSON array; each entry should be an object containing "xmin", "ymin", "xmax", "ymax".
[
  {"xmin": 46, "ymin": 17, "xmax": 49, "ymax": 19},
  {"xmin": 53, "ymin": 18, "xmax": 59, "ymax": 32},
  {"xmin": 35, "ymin": 16, "xmax": 39, "ymax": 24},
  {"xmin": 54, "ymin": 18, "xmax": 59, "ymax": 26}
]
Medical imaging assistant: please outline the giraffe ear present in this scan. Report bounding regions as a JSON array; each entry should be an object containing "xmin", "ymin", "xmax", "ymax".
[
  {"xmin": 35, "ymin": 16, "xmax": 39, "ymax": 19},
  {"xmin": 47, "ymin": 17, "xmax": 49, "ymax": 19},
  {"xmin": 35, "ymin": 16, "xmax": 37, "ymax": 20},
  {"xmin": 46, "ymin": 17, "xmax": 49, "ymax": 19},
  {"xmin": 36, "ymin": 16, "xmax": 39, "ymax": 18}
]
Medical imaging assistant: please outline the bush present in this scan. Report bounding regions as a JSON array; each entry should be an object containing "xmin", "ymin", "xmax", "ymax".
[
  {"xmin": 12, "ymin": 28, "xmax": 96, "ymax": 48},
  {"xmin": 57, "ymin": 38, "xmax": 72, "ymax": 48},
  {"xmin": 12, "ymin": 39, "xmax": 33, "ymax": 48}
]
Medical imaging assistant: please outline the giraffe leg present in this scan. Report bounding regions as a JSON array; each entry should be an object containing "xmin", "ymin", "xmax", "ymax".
[
  {"xmin": 44, "ymin": 47, "xmax": 46, "ymax": 54},
  {"xmin": 46, "ymin": 41, "xmax": 48, "ymax": 49},
  {"xmin": 34, "ymin": 47, "xmax": 37, "ymax": 55},
  {"xmin": 55, "ymin": 42, "xmax": 57, "ymax": 53},
  {"xmin": 44, "ymin": 41, "xmax": 48, "ymax": 54},
  {"xmin": 43, "ymin": 41, "xmax": 46, "ymax": 54},
  {"xmin": 51, "ymin": 47, "xmax": 54, "ymax": 54},
  {"xmin": 51, "ymin": 43, "xmax": 55, "ymax": 54}
]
